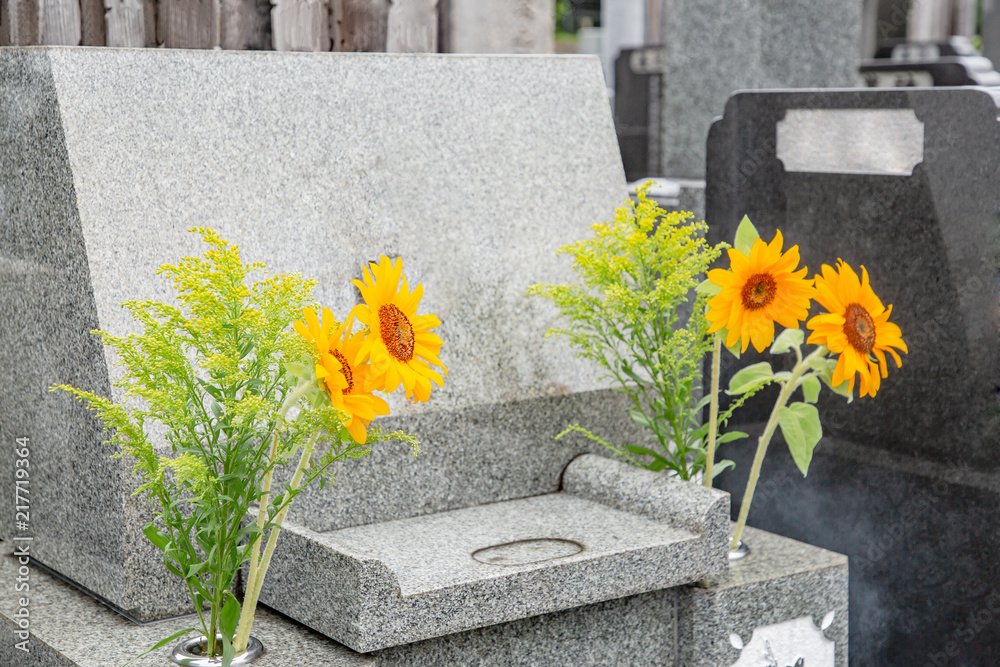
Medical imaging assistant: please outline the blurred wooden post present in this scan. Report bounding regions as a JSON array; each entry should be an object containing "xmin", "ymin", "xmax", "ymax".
[
  {"xmin": 40, "ymin": 0, "xmax": 81, "ymax": 44},
  {"xmin": 221, "ymin": 0, "xmax": 270, "ymax": 49},
  {"xmin": 79, "ymin": 0, "xmax": 104, "ymax": 43},
  {"xmin": 0, "ymin": 0, "xmax": 39, "ymax": 45},
  {"xmin": 272, "ymin": 0, "xmax": 328, "ymax": 50},
  {"xmin": 332, "ymin": 0, "xmax": 387, "ymax": 51},
  {"xmin": 158, "ymin": 0, "xmax": 215, "ymax": 48},
  {"xmin": 104, "ymin": 0, "xmax": 145, "ymax": 45},
  {"xmin": 386, "ymin": 0, "xmax": 435, "ymax": 52}
]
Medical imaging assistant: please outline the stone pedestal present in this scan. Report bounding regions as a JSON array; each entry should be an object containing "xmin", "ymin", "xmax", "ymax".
[{"xmin": 0, "ymin": 525, "xmax": 848, "ymax": 666}]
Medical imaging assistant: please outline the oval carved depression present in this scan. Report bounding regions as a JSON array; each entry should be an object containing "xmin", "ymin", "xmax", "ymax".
[{"xmin": 472, "ymin": 538, "xmax": 584, "ymax": 566}]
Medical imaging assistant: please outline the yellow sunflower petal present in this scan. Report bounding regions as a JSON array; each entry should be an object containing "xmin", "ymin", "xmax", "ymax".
[{"xmin": 806, "ymin": 261, "xmax": 906, "ymax": 398}]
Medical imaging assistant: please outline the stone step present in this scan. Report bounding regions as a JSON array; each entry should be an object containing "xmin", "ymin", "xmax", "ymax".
[{"xmin": 258, "ymin": 454, "xmax": 729, "ymax": 652}]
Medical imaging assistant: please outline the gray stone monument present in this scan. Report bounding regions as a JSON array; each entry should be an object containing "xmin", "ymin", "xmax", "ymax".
[
  {"xmin": 656, "ymin": 0, "xmax": 861, "ymax": 179},
  {"xmin": 984, "ymin": 0, "xmax": 1000, "ymax": 71},
  {"xmin": 1, "ymin": 47, "xmax": 848, "ymax": 665},
  {"xmin": 706, "ymin": 86, "xmax": 1000, "ymax": 665},
  {"xmin": 0, "ymin": 45, "xmax": 626, "ymax": 622}
]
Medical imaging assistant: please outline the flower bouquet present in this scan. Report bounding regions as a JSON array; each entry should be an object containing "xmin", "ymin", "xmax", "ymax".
[{"xmin": 53, "ymin": 229, "xmax": 447, "ymax": 665}]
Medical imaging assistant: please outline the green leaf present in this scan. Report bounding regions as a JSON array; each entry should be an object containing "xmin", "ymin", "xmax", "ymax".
[
  {"xmin": 222, "ymin": 634, "xmax": 236, "ymax": 667},
  {"xmin": 827, "ymin": 377, "xmax": 854, "ymax": 403},
  {"xmin": 186, "ymin": 561, "xmax": 208, "ymax": 578},
  {"xmin": 711, "ymin": 459, "xmax": 736, "ymax": 479},
  {"xmin": 624, "ymin": 444, "xmax": 668, "ymax": 472},
  {"xmin": 695, "ymin": 278, "xmax": 721, "ymax": 295},
  {"xmin": 816, "ymin": 366, "xmax": 854, "ymax": 403},
  {"xmin": 122, "ymin": 628, "xmax": 196, "ymax": 666},
  {"xmin": 800, "ymin": 376, "xmax": 821, "ymax": 404},
  {"xmin": 769, "ymin": 328, "xmax": 804, "ymax": 355},
  {"xmin": 733, "ymin": 215, "xmax": 760, "ymax": 255},
  {"xmin": 727, "ymin": 362, "xmax": 774, "ymax": 395},
  {"xmin": 725, "ymin": 339, "xmax": 741, "ymax": 360},
  {"xmin": 142, "ymin": 523, "xmax": 169, "ymax": 551},
  {"xmin": 773, "ymin": 371, "xmax": 792, "ymax": 382},
  {"xmin": 778, "ymin": 402, "xmax": 823, "ymax": 476},
  {"xmin": 620, "ymin": 363, "xmax": 647, "ymax": 387},
  {"xmin": 628, "ymin": 409, "xmax": 652, "ymax": 428},
  {"xmin": 219, "ymin": 592, "xmax": 241, "ymax": 640},
  {"xmin": 716, "ymin": 430, "xmax": 749, "ymax": 445},
  {"xmin": 284, "ymin": 362, "xmax": 310, "ymax": 379},
  {"xmin": 808, "ymin": 355, "xmax": 835, "ymax": 373}
]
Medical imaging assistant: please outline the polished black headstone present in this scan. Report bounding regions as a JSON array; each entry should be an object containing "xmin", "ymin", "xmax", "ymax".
[
  {"xmin": 614, "ymin": 47, "xmax": 663, "ymax": 182},
  {"xmin": 705, "ymin": 87, "xmax": 1000, "ymax": 666}
]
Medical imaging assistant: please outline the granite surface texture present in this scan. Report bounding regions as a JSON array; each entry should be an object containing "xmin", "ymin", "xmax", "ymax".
[
  {"xmin": 706, "ymin": 87, "xmax": 999, "ymax": 665},
  {"xmin": 676, "ymin": 525, "xmax": 849, "ymax": 667},
  {"xmin": 288, "ymin": 389, "xmax": 648, "ymax": 533},
  {"xmin": 259, "ymin": 454, "xmax": 728, "ymax": 652},
  {"xmin": 1, "ymin": 527, "xmax": 847, "ymax": 666},
  {"xmin": 0, "ymin": 47, "xmax": 629, "ymax": 622},
  {"xmin": 985, "ymin": 0, "xmax": 1000, "ymax": 72},
  {"xmin": 658, "ymin": 0, "xmax": 860, "ymax": 178},
  {"xmin": 0, "ymin": 551, "xmax": 683, "ymax": 666},
  {"xmin": 0, "ymin": 46, "xmax": 193, "ymax": 621},
  {"xmin": 0, "ymin": 554, "xmax": 372, "ymax": 667}
]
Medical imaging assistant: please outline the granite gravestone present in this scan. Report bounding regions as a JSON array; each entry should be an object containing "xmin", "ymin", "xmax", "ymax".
[
  {"xmin": 705, "ymin": 87, "xmax": 1000, "ymax": 666},
  {"xmin": 985, "ymin": 0, "xmax": 1000, "ymax": 72},
  {"xmin": 615, "ymin": 46, "xmax": 663, "ymax": 181},
  {"xmin": 0, "ymin": 46, "xmax": 630, "ymax": 622},
  {"xmin": 655, "ymin": 0, "xmax": 860, "ymax": 179},
  {"xmin": 860, "ymin": 39, "xmax": 1000, "ymax": 87}
]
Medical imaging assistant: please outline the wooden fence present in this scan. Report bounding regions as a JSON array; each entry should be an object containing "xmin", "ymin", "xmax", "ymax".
[{"xmin": 0, "ymin": 0, "xmax": 440, "ymax": 52}]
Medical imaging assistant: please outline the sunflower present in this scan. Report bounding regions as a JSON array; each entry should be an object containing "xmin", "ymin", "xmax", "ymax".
[
  {"xmin": 293, "ymin": 307, "xmax": 389, "ymax": 443},
  {"xmin": 806, "ymin": 260, "xmax": 907, "ymax": 398},
  {"xmin": 706, "ymin": 230, "xmax": 816, "ymax": 353},
  {"xmin": 350, "ymin": 256, "xmax": 446, "ymax": 403}
]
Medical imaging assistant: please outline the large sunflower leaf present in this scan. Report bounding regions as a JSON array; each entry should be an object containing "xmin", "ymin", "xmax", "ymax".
[
  {"xmin": 770, "ymin": 328, "xmax": 804, "ymax": 355},
  {"xmin": 734, "ymin": 215, "xmax": 760, "ymax": 255},
  {"xmin": 727, "ymin": 362, "xmax": 774, "ymax": 395},
  {"xmin": 778, "ymin": 402, "xmax": 822, "ymax": 476}
]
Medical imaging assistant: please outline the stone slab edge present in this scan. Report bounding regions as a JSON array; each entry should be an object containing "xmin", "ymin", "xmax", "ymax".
[
  {"xmin": 259, "ymin": 454, "xmax": 729, "ymax": 653},
  {"xmin": 676, "ymin": 525, "xmax": 849, "ymax": 667}
]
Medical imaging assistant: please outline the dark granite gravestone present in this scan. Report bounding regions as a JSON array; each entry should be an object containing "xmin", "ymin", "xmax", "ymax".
[
  {"xmin": 614, "ymin": 47, "xmax": 664, "ymax": 182},
  {"xmin": 704, "ymin": 87, "xmax": 1000, "ymax": 666},
  {"xmin": 859, "ymin": 57, "xmax": 1000, "ymax": 87}
]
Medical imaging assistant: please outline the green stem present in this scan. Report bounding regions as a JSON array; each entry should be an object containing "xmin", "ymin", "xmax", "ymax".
[
  {"xmin": 233, "ymin": 433, "xmax": 315, "ymax": 653},
  {"xmin": 730, "ymin": 347, "xmax": 824, "ymax": 550},
  {"xmin": 704, "ymin": 335, "xmax": 722, "ymax": 487},
  {"xmin": 232, "ymin": 379, "xmax": 311, "ymax": 654}
]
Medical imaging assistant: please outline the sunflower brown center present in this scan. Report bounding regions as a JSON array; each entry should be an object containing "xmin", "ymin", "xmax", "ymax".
[
  {"xmin": 378, "ymin": 304, "xmax": 415, "ymax": 362},
  {"xmin": 843, "ymin": 303, "xmax": 876, "ymax": 355},
  {"xmin": 740, "ymin": 273, "xmax": 777, "ymax": 311},
  {"xmin": 331, "ymin": 349, "xmax": 354, "ymax": 394}
]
